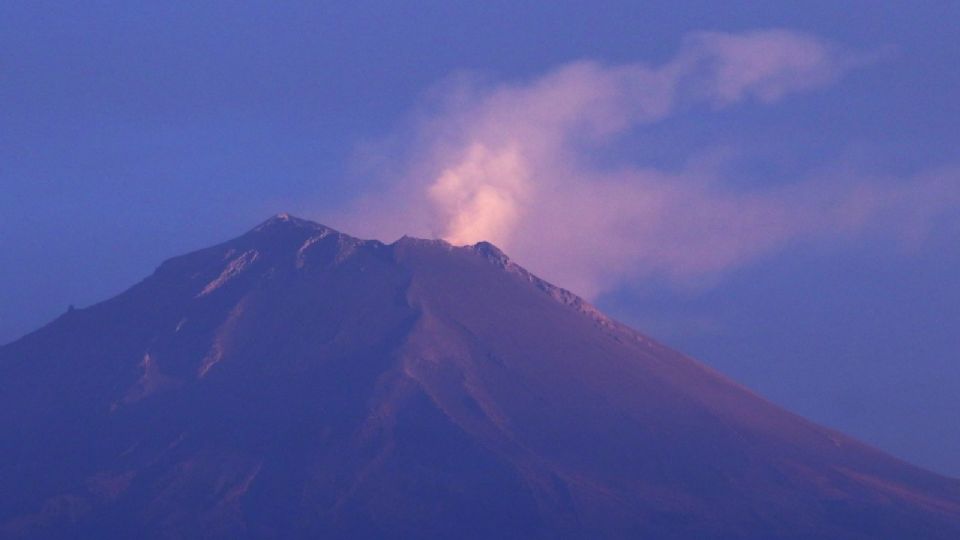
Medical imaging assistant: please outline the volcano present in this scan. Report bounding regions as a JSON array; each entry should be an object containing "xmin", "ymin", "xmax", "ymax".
[{"xmin": 1, "ymin": 214, "xmax": 958, "ymax": 539}]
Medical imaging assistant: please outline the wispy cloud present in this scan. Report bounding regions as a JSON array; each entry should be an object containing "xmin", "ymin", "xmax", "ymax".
[{"xmin": 337, "ymin": 29, "xmax": 959, "ymax": 297}]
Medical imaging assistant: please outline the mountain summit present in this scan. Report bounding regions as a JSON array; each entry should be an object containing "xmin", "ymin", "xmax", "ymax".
[{"xmin": 2, "ymin": 215, "xmax": 958, "ymax": 539}]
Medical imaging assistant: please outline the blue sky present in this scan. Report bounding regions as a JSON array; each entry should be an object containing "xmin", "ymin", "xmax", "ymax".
[{"xmin": 2, "ymin": 2, "xmax": 959, "ymax": 476}]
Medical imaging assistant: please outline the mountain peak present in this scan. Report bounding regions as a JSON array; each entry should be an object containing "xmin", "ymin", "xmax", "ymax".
[{"xmin": 250, "ymin": 212, "xmax": 337, "ymax": 235}]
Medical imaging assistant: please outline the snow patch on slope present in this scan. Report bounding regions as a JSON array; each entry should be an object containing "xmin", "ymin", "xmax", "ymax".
[
  {"xmin": 111, "ymin": 353, "xmax": 180, "ymax": 411},
  {"xmin": 296, "ymin": 231, "xmax": 333, "ymax": 268},
  {"xmin": 197, "ymin": 250, "xmax": 260, "ymax": 297}
]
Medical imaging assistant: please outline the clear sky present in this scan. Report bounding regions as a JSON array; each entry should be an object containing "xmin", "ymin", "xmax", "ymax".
[{"xmin": 2, "ymin": 2, "xmax": 959, "ymax": 476}]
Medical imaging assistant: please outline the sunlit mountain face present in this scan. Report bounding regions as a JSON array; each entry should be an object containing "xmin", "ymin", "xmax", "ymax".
[{"xmin": 1, "ymin": 214, "xmax": 958, "ymax": 539}]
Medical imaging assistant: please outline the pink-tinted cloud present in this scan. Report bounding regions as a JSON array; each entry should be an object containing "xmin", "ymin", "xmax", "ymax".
[
  {"xmin": 335, "ymin": 29, "xmax": 959, "ymax": 298},
  {"xmin": 675, "ymin": 29, "xmax": 857, "ymax": 106}
]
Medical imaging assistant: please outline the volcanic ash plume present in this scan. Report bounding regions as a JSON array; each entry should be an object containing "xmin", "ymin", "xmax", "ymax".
[{"xmin": 428, "ymin": 143, "xmax": 530, "ymax": 247}]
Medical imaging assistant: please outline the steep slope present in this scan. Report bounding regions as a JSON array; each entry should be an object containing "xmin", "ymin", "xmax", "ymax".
[{"xmin": 1, "ymin": 214, "xmax": 958, "ymax": 539}]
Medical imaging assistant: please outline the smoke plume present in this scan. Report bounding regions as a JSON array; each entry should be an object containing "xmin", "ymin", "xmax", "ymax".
[{"xmin": 337, "ymin": 29, "xmax": 960, "ymax": 297}]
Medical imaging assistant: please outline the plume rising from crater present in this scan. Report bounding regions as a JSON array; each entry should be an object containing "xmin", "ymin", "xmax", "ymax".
[{"xmin": 339, "ymin": 29, "xmax": 960, "ymax": 299}]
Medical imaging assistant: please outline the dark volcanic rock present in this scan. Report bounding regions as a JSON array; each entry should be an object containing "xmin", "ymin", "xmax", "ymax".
[{"xmin": 1, "ymin": 214, "xmax": 959, "ymax": 539}]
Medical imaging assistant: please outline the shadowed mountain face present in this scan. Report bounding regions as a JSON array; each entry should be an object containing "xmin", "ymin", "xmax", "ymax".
[{"xmin": 1, "ymin": 214, "xmax": 958, "ymax": 539}]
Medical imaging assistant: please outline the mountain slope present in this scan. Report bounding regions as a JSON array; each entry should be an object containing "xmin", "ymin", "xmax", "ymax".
[{"xmin": 1, "ymin": 214, "xmax": 958, "ymax": 539}]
